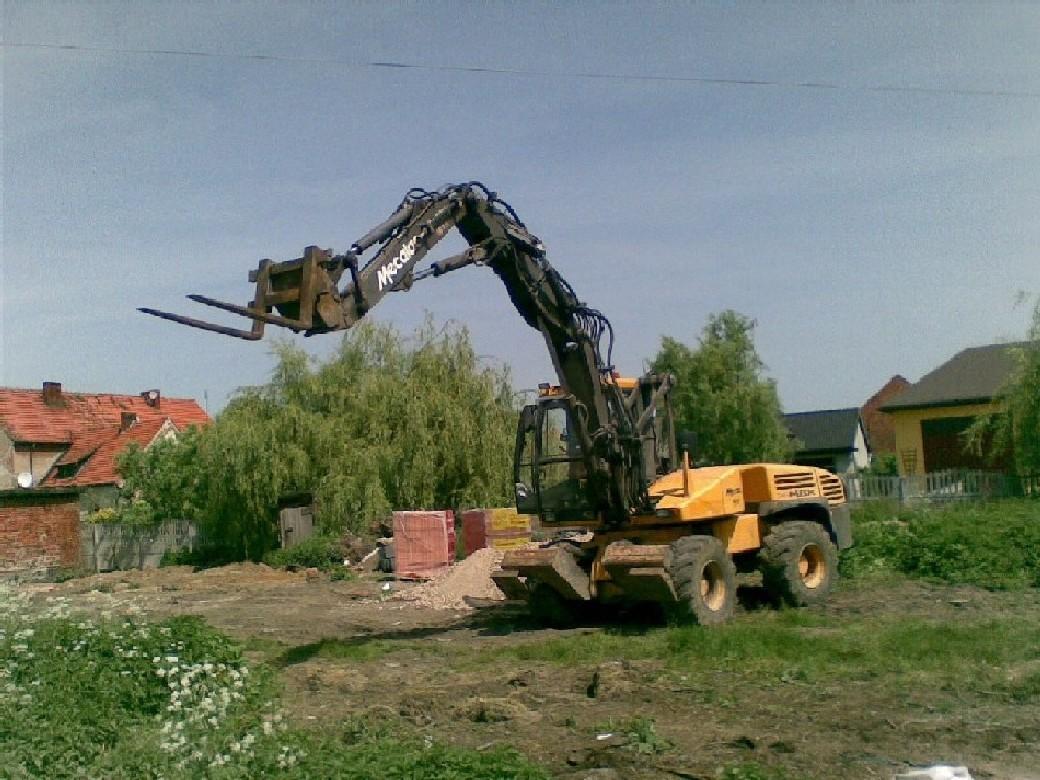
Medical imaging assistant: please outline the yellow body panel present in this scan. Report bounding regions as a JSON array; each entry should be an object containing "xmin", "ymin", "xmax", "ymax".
[
  {"xmin": 651, "ymin": 465, "xmax": 746, "ymax": 519},
  {"xmin": 560, "ymin": 462, "xmax": 842, "ymax": 532},
  {"xmin": 712, "ymin": 513, "xmax": 764, "ymax": 554},
  {"xmin": 649, "ymin": 463, "xmax": 839, "ymax": 518}
]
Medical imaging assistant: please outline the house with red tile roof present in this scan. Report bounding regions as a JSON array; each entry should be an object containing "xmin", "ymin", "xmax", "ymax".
[{"xmin": 0, "ymin": 382, "xmax": 209, "ymax": 503}]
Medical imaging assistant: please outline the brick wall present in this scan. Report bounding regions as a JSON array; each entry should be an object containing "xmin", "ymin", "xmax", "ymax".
[{"xmin": 0, "ymin": 490, "xmax": 81, "ymax": 575}]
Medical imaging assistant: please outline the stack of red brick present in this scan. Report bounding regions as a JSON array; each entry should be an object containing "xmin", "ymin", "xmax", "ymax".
[{"xmin": 391, "ymin": 510, "xmax": 456, "ymax": 579}]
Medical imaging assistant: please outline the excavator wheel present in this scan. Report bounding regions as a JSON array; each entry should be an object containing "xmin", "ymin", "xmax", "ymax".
[
  {"xmin": 526, "ymin": 581, "xmax": 578, "ymax": 628},
  {"xmin": 666, "ymin": 536, "xmax": 737, "ymax": 626},
  {"xmin": 759, "ymin": 520, "xmax": 838, "ymax": 607}
]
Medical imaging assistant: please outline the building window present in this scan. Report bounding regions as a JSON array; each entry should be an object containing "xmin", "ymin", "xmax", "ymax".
[{"xmin": 54, "ymin": 462, "xmax": 80, "ymax": 480}]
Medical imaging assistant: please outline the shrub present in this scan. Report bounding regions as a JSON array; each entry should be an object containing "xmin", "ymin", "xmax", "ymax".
[
  {"xmin": 262, "ymin": 534, "xmax": 343, "ymax": 571},
  {"xmin": 83, "ymin": 500, "xmax": 157, "ymax": 526},
  {"xmin": 842, "ymin": 500, "xmax": 1040, "ymax": 589},
  {"xmin": 84, "ymin": 507, "xmax": 120, "ymax": 524},
  {"xmin": 160, "ymin": 545, "xmax": 238, "ymax": 570}
]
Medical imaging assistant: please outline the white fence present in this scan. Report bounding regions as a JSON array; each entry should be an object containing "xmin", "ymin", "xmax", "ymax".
[
  {"xmin": 842, "ymin": 470, "xmax": 1039, "ymax": 504},
  {"xmin": 80, "ymin": 520, "xmax": 197, "ymax": 572}
]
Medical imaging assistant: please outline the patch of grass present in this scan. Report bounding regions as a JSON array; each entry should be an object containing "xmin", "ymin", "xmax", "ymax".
[
  {"xmin": 240, "ymin": 634, "xmax": 287, "ymax": 663},
  {"xmin": 278, "ymin": 729, "xmax": 551, "ymax": 779},
  {"xmin": 470, "ymin": 610, "xmax": 1040, "ymax": 697},
  {"xmin": 717, "ymin": 762, "xmax": 789, "ymax": 780},
  {"xmin": 0, "ymin": 594, "xmax": 278, "ymax": 778},
  {"xmin": 615, "ymin": 716, "xmax": 673, "ymax": 755},
  {"xmin": 0, "ymin": 587, "xmax": 549, "ymax": 779},
  {"xmin": 328, "ymin": 565, "xmax": 357, "ymax": 582},
  {"xmin": 594, "ymin": 719, "xmax": 673, "ymax": 752},
  {"xmin": 842, "ymin": 499, "xmax": 1040, "ymax": 589},
  {"xmin": 1004, "ymin": 666, "xmax": 1040, "ymax": 703},
  {"xmin": 274, "ymin": 636, "xmax": 409, "ymax": 667}
]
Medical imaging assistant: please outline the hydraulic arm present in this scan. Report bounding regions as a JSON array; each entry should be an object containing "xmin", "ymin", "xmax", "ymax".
[
  {"xmin": 142, "ymin": 182, "xmax": 851, "ymax": 626},
  {"xmin": 141, "ymin": 183, "xmax": 673, "ymax": 525}
]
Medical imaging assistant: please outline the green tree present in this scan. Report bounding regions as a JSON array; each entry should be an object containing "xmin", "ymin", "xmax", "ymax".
[
  {"xmin": 967, "ymin": 297, "xmax": 1040, "ymax": 474},
  {"xmin": 118, "ymin": 319, "xmax": 517, "ymax": 559},
  {"xmin": 651, "ymin": 310, "xmax": 793, "ymax": 465}
]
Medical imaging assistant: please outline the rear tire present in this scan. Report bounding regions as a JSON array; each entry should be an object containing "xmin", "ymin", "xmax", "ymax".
[
  {"xmin": 759, "ymin": 520, "xmax": 838, "ymax": 606},
  {"xmin": 667, "ymin": 536, "xmax": 737, "ymax": 626}
]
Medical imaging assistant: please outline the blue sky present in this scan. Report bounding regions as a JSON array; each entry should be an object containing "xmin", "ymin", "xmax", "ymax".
[{"xmin": 2, "ymin": 2, "xmax": 1038, "ymax": 414}]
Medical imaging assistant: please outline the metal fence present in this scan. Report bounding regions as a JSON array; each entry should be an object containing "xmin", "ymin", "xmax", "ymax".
[{"xmin": 841, "ymin": 470, "xmax": 1040, "ymax": 504}]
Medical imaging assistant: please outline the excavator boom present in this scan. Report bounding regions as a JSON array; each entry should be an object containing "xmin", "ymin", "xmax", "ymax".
[
  {"xmin": 141, "ymin": 182, "xmax": 675, "ymax": 525},
  {"xmin": 141, "ymin": 181, "xmax": 851, "ymax": 625}
]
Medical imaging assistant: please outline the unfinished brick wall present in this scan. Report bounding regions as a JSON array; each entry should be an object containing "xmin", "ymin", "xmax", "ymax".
[{"xmin": 0, "ymin": 491, "xmax": 81, "ymax": 574}]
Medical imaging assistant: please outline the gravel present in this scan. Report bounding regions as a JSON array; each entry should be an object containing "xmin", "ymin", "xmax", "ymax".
[{"xmin": 392, "ymin": 548, "xmax": 505, "ymax": 611}]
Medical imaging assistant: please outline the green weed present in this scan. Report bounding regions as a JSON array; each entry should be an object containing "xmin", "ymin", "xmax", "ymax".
[
  {"xmin": 471, "ymin": 611, "xmax": 1040, "ymax": 699},
  {"xmin": 717, "ymin": 762, "xmax": 788, "ymax": 780},
  {"xmin": 262, "ymin": 534, "xmax": 344, "ymax": 571},
  {"xmin": 621, "ymin": 716, "xmax": 674, "ymax": 754},
  {"xmin": 274, "ymin": 636, "xmax": 407, "ymax": 667},
  {"xmin": 0, "ymin": 586, "xmax": 547, "ymax": 779},
  {"xmin": 842, "ymin": 499, "xmax": 1040, "ymax": 588}
]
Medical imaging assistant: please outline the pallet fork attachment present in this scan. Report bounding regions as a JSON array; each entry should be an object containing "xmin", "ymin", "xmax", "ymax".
[{"xmin": 139, "ymin": 245, "xmax": 346, "ymax": 340}]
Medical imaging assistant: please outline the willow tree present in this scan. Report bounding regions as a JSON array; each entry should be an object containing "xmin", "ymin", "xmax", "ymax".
[
  {"xmin": 651, "ymin": 310, "xmax": 793, "ymax": 465},
  {"xmin": 119, "ymin": 319, "xmax": 517, "ymax": 559},
  {"xmin": 967, "ymin": 298, "xmax": 1040, "ymax": 475}
]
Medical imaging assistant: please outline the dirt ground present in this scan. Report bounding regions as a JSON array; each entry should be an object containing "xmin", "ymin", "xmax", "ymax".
[{"xmin": 20, "ymin": 564, "xmax": 1040, "ymax": 780}]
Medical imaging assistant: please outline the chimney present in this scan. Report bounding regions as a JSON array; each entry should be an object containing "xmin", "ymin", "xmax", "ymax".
[
  {"xmin": 42, "ymin": 381, "xmax": 63, "ymax": 406},
  {"xmin": 120, "ymin": 412, "xmax": 138, "ymax": 432},
  {"xmin": 141, "ymin": 389, "xmax": 161, "ymax": 408}
]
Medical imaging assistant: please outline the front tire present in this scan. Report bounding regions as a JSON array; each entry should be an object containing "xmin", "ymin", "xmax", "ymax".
[
  {"xmin": 667, "ymin": 536, "xmax": 737, "ymax": 625},
  {"xmin": 759, "ymin": 520, "xmax": 838, "ymax": 606}
]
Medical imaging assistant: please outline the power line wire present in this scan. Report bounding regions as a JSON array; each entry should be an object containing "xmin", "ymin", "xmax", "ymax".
[{"xmin": 4, "ymin": 40, "xmax": 1040, "ymax": 99}]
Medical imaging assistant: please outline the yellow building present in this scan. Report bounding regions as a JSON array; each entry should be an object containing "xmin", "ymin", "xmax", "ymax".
[{"xmin": 880, "ymin": 343, "xmax": 1019, "ymax": 476}]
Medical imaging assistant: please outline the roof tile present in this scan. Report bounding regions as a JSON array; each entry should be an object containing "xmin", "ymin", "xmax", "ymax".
[
  {"xmin": 0, "ymin": 386, "xmax": 209, "ymax": 487},
  {"xmin": 784, "ymin": 408, "xmax": 863, "ymax": 454},
  {"xmin": 880, "ymin": 342, "xmax": 1028, "ymax": 411}
]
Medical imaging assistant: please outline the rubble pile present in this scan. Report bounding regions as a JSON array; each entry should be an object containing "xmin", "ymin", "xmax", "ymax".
[{"xmin": 392, "ymin": 548, "xmax": 505, "ymax": 611}]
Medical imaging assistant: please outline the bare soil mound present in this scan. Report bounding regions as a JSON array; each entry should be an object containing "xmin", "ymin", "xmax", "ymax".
[
  {"xmin": 392, "ymin": 548, "xmax": 505, "ymax": 610},
  {"xmin": 51, "ymin": 562, "xmax": 306, "ymax": 594}
]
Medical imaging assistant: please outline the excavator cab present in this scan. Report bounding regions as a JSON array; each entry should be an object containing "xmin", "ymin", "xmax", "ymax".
[{"xmin": 514, "ymin": 397, "xmax": 594, "ymax": 524}]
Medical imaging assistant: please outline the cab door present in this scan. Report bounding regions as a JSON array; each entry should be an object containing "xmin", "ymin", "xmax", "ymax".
[{"xmin": 514, "ymin": 399, "xmax": 594, "ymax": 523}]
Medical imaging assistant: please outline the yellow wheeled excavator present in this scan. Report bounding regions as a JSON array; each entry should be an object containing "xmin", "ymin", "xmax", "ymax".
[{"xmin": 142, "ymin": 182, "xmax": 851, "ymax": 625}]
